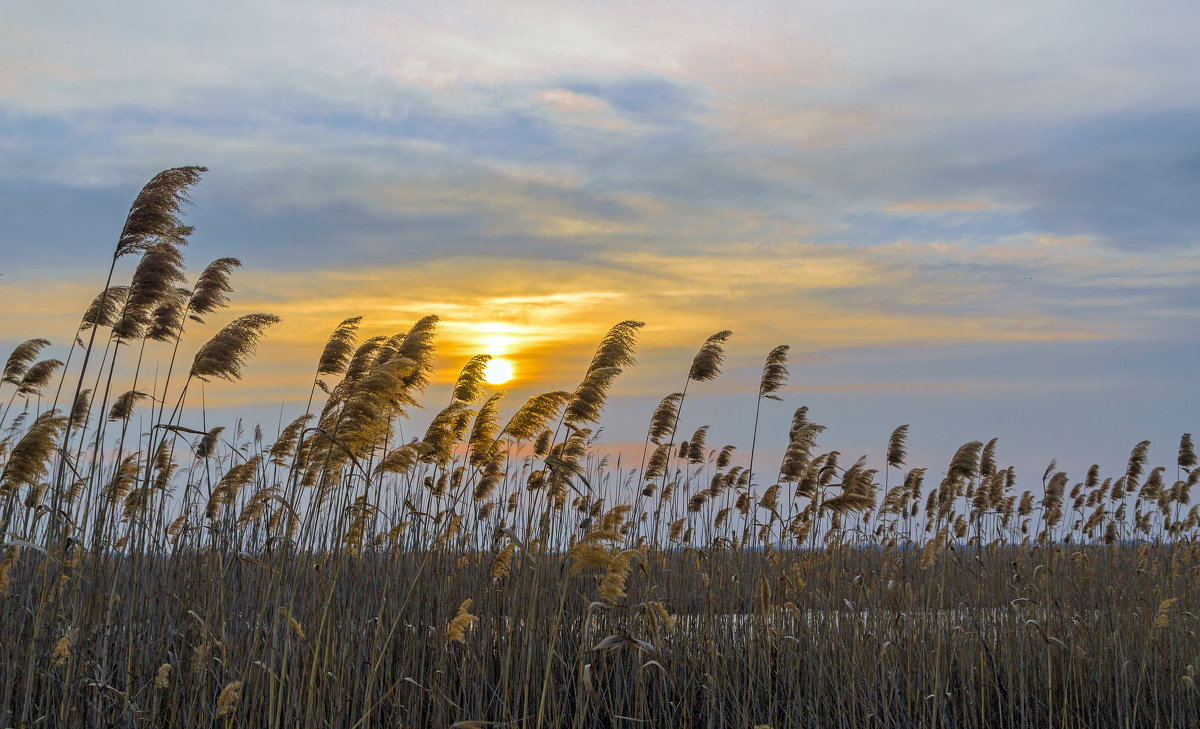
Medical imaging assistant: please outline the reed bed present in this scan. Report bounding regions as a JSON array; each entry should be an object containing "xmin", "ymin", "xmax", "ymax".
[{"xmin": 1, "ymin": 168, "xmax": 1197, "ymax": 728}]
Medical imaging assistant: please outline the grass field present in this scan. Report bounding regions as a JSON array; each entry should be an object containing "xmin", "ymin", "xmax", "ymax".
[{"xmin": 2, "ymin": 169, "xmax": 1197, "ymax": 728}]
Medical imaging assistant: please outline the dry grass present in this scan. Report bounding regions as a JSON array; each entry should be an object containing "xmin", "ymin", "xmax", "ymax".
[{"xmin": 1, "ymin": 169, "xmax": 1198, "ymax": 728}]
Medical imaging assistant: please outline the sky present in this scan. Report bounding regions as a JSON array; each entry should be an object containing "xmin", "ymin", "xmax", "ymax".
[{"xmin": 2, "ymin": 0, "xmax": 1199, "ymax": 484}]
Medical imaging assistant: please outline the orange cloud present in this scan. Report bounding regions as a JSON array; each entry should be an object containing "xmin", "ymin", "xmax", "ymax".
[{"xmin": 15, "ymin": 231, "xmax": 1180, "ymax": 410}]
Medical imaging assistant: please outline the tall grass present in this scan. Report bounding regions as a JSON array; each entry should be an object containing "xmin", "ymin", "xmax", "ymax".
[{"xmin": 1, "ymin": 169, "xmax": 1197, "ymax": 728}]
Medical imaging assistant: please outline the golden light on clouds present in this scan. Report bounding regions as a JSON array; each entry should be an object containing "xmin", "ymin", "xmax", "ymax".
[{"xmin": 6, "ymin": 234, "xmax": 1177, "ymax": 408}]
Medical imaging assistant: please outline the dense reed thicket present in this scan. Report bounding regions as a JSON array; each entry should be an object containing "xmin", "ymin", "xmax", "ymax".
[{"xmin": 1, "ymin": 168, "xmax": 1197, "ymax": 728}]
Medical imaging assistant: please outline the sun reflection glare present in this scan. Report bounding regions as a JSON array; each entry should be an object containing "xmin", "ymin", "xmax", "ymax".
[{"xmin": 483, "ymin": 357, "xmax": 514, "ymax": 385}]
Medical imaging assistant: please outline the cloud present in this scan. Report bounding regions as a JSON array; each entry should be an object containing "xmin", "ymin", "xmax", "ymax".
[
  {"xmin": 18, "ymin": 227, "xmax": 1186, "ymax": 408},
  {"xmin": 885, "ymin": 199, "xmax": 994, "ymax": 213}
]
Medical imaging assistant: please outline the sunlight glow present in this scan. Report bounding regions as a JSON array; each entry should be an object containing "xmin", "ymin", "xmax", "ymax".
[{"xmin": 483, "ymin": 357, "xmax": 514, "ymax": 385}]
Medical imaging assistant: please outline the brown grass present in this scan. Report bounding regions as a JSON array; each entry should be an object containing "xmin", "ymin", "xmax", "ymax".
[{"xmin": 0, "ymin": 169, "xmax": 1197, "ymax": 728}]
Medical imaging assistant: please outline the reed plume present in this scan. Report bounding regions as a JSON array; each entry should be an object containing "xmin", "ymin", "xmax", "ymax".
[
  {"xmin": 887, "ymin": 424, "xmax": 909, "ymax": 469},
  {"xmin": 2, "ymin": 339, "xmax": 50, "ymax": 385},
  {"xmin": 214, "ymin": 680, "xmax": 242, "ymax": 719},
  {"xmin": 394, "ymin": 314, "xmax": 440, "ymax": 389},
  {"xmin": 17, "ymin": 359, "xmax": 63, "ymax": 396},
  {"xmin": 598, "ymin": 548, "xmax": 639, "ymax": 603},
  {"xmin": 316, "ymin": 316, "xmax": 363, "ymax": 378},
  {"xmin": 446, "ymin": 599, "xmax": 478, "ymax": 643},
  {"xmin": 269, "ymin": 414, "xmax": 312, "ymax": 466},
  {"xmin": 79, "ymin": 287, "xmax": 130, "ymax": 332},
  {"xmin": 113, "ymin": 166, "xmax": 206, "ymax": 260},
  {"xmin": 187, "ymin": 257, "xmax": 241, "ymax": 319},
  {"xmin": 688, "ymin": 329, "xmax": 732, "ymax": 382},
  {"xmin": 687, "ymin": 425, "xmax": 709, "ymax": 463},
  {"xmin": 757, "ymin": 345, "xmax": 790, "ymax": 401},
  {"xmin": 648, "ymin": 393, "xmax": 684, "ymax": 444},
  {"xmin": 948, "ymin": 441, "xmax": 984, "ymax": 484},
  {"xmin": 0, "ymin": 411, "xmax": 65, "ymax": 497},
  {"xmin": 490, "ymin": 542, "xmax": 517, "ymax": 578},
  {"xmin": 108, "ymin": 390, "xmax": 148, "ymax": 422},
  {"xmin": 112, "ymin": 242, "xmax": 188, "ymax": 340},
  {"xmin": 780, "ymin": 407, "xmax": 825, "ymax": 481},
  {"xmin": 452, "ymin": 354, "xmax": 492, "ymax": 404},
  {"xmin": 69, "ymin": 389, "xmax": 92, "ymax": 429},
  {"xmin": 190, "ymin": 313, "xmax": 281, "ymax": 382},
  {"xmin": 195, "ymin": 427, "xmax": 224, "ymax": 459},
  {"xmin": 147, "ymin": 287, "xmax": 190, "ymax": 342},
  {"xmin": 1127, "ymin": 440, "xmax": 1151, "ymax": 489},
  {"xmin": 503, "ymin": 391, "xmax": 573, "ymax": 440},
  {"xmin": 565, "ymin": 320, "xmax": 643, "ymax": 424},
  {"xmin": 468, "ymin": 392, "xmax": 505, "ymax": 466},
  {"xmin": 1178, "ymin": 433, "xmax": 1195, "ymax": 473},
  {"xmin": 1153, "ymin": 598, "xmax": 1176, "ymax": 629}
]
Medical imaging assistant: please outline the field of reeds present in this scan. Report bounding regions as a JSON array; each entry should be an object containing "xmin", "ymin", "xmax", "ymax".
[{"xmin": 2, "ymin": 167, "xmax": 1198, "ymax": 728}]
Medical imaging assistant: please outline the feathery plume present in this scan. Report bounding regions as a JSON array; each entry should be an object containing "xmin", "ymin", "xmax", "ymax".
[
  {"xmin": 190, "ymin": 313, "xmax": 280, "ymax": 382},
  {"xmin": 269, "ymin": 414, "xmax": 312, "ymax": 466},
  {"xmin": 822, "ymin": 492, "xmax": 876, "ymax": 515},
  {"xmin": 108, "ymin": 390, "xmax": 148, "ymax": 422},
  {"xmin": 887, "ymin": 424, "xmax": 909, "ymax": 469},
  {"xmin": 375, "ymin": 442, "xmax": 421, "ymax": 476},
  {"xmin": 112, "ymin": 242, "xmax": 188, "ymax": 340},
  {"xmin": 948, "ymin": 441, "xmax": 984, "ymax": 484},
  {"xmin": 17, "ymin": 359, "xmax": 63, "ymax": 396},
  {"xmin": 3, "ymin": 338, "xmax": 50, "ymax": 385},
  {"xmin": 920, "ymin": 525, "xmax": 948, "ymax": 569},
  {"xmin": 758, "ymin": 345, "xmax": 790, "ymax": 401},
  {"xmin": 80, "ymin": 287, "xmax": 129, "ymax": 330},
  {"xmin": 146, "ymin": 287, "xmax": 189, "ymax": 342},
  {"xmin": 195, "ymin": 426, "xmax": 224, "ymax": 459},
  {"xmin": 316, "ymin": 316, "xmax": 363, "ymax": 377},
  {"xmin": 214, "ymin": 680, "xmax": 242, "ymax": 718},
  {"xmin": 114, "ymin": 166, "xmax": 206, "ymax": 260},
  {"xmin": 394, "ymin": 315, "xmax": 439, "ymax": 389},
  {"xmin": 1154, "ymin": 598, "xmax": 1176, "ymax": 629},
  {"xmin": 421, "ymin": 402, "xmax": 471, "ymax": 465},
  {"xmin": 188, "ymin": 257, "xmax": 241, "ymax": 319},
  {"xmin": 0, "ymin": 411, "xmax": 65, "ymax": 497},
  {"xmin": 69, "ymin": 388, "xmax": 92, "ymax": 429},
  {"xmin": 565, "ymin": 321, "xmax": 644, "ymax": 424},
  {"xmin": 598, "ymin": 549, "xmax": 639, "ymax": 603},
  {"xmin": 452, "ymin": 354, "xmax": 492, "ymax": 404},
  {"xmin": 503, "ymin": 391, "xmax": 573, "ymax": 440},
  {"xmin": 780, "ymin": 407, "xmax": 824, "ymax": 481},
  {"xmin": 1179, "ymin": 434, "xmax": 1196, "ymax": 473},
  {"xmin": 647, "ymin": 393, "xmax": 684, "ymax": 444},
  {"xmin": 1126, "ymin": 440, "xmax": 1151, "ymax": 488},
  {"xmin": 717, "ymin": 445, "xmax": 735, "ymax": 469},
  {"xmin": 50, "ymin": 629, "xmax": 74, "ymax": 668},
  {"xmin": 468, "ymin": 392, "xmax": 505, "ymax": 466},
  {"xmin": 687, "ymin": 425, "xmax": 709, "ymax": 464},
  {"xmin": 491, "ymin": 543, "xmax": 517, "ymax": 579},
  {"xmin": 446, "ymin": 599, "xmax": 478, "ymax": 643},
  {"xmin": 688, "ymin": 330, "xmax": 732, "ymax": 382},
  {"xmin": 334, "ymin": 335, "xmax": 385, "ymax": 394}
]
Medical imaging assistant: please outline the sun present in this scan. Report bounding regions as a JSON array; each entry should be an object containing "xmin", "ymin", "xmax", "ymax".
[{"xmin": 483, "ymin": 357, "xmax": 514, "ymax": 385}]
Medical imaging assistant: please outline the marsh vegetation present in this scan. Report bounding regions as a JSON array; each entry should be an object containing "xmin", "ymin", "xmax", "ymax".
[{"xmin": 1, "ymin": 169, "xmax": 1197, "ymax": 728}]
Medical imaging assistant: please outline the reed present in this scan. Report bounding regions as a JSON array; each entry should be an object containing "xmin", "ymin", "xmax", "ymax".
[{"xmin": 1, "ymin": 169, "xmax": 1196, "ymax": 728}]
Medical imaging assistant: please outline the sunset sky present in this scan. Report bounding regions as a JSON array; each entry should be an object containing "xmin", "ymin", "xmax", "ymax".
[{"xmin": 2, "ymin": 0, "xmax": 1198, "ymax": 481}]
